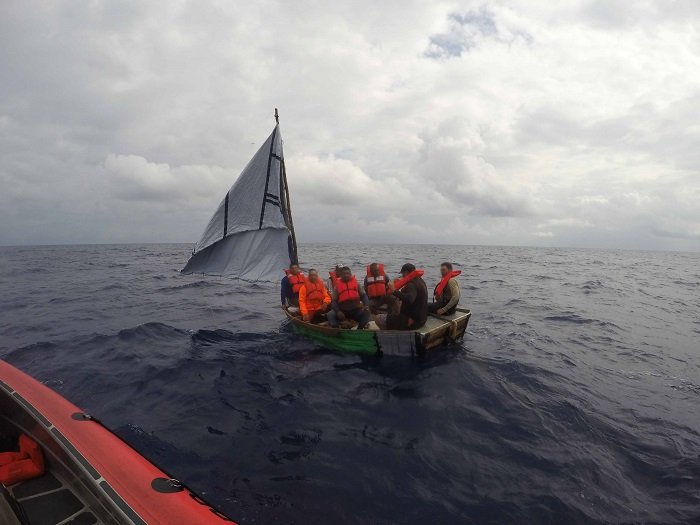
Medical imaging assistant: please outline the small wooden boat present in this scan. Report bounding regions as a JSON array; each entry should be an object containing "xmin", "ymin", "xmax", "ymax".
[
  {"xmin": 284, "ymin": 307, "xmax": 472, "ymax": 356},
  {"xmin": 0, "ymin": 360, "xmax": 234, "ymax": 524}
]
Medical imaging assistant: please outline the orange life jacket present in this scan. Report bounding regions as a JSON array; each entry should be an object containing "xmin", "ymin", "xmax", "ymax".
[
  {"xmin": 393, "ymin": 269, "xmax": 425, "ymax": 291},
  {"xmin": 302, "ymin": 280, "xmax": 328, "ymax": 311},
  {"xmin": 336, "ymin": 276, "xmax": 361, "ymax": 304},
  {"xmin": 0, "ymin": 434, "xmax": 45, "ymax": 485},
  {"xmin": 365, "ymin": 264, "xmax": 388, "ymax": 298},
  {"xmin": 284, "ymin": 269, "xmax": 306, "ymax": 293},
  {"xmin": 434, "ymin": 270, "xmax": 461, "ymax": 298}
]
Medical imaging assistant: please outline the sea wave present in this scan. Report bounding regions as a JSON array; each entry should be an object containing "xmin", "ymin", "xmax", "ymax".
[{"xmin": 1, "ymin": 243, "xmax": 698, "ymax": 524}]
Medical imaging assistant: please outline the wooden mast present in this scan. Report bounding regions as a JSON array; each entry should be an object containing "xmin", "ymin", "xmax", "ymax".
[{"xmin": 275, "ymin": 108, "xmax": 299, "ymax": 264}]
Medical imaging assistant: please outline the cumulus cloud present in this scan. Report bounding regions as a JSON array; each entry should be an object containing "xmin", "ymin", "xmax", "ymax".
[
  {"xmin": 102, "ymin": 154, "xmax": 230, "ymax": 203},
  {"xmin": 287, "ymin": 154, "xmax": 408, "ymax": 209},
  {"xmin": 413, "ymin": 118, "xmax": 535, "ymax": 218},
  {"xmin": 0, "ymin": 0, "xmax": 699, "ymax": 251}
]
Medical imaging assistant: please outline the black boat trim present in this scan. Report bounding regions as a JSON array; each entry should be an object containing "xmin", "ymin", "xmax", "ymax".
[
  {"xmin": 50, "ymin": 428, "xmax": 101, "ymax": 481},
  {"xmin": 12, "ymin": 392, "xmax": 52, "ymax": 428},
  {"xmin": 99, "ymin": 481, "xmax": 147, "ymax": 525}
]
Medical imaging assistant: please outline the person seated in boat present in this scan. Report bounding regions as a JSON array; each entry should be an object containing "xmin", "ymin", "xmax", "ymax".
[
  {"xmin": 364, "ymin": 262, "xmax": 398, "ymax": 314},
  {"xmin": 281, "ymin": 264, "xmax": 305, "ymax": 309},
  {"xmin": 327, "ymin": 264, "xmax": 342, "ymax": 295},
  {"xmin": 376, "ymin": 263, "xmax": 428, "ymax": 330},
  {"xmin": 429, "ymin": 262, "xmax": 461, "ymax": 316},
  {"xmin": 327, "ymin": 266, "xmax": 371, "ymax": 329},
  {"xmin": 299, "ymin": 269, "xmax": 332, "ymax": 323}
]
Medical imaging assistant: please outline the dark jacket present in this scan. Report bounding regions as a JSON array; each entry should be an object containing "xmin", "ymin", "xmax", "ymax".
[
  {"xmin": 281, "ymin": 276, "xmax": 298, "ymax": 306},
  {"xmin": 393, "ymin": 277, "xmax": 428, "ymax": 329}
]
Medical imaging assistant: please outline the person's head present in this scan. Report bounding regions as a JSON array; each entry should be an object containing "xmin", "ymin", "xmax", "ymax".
[
  {"xmin": 440, "ymin": 262, "xmax": 453, "ymax": 277},
  {"xmin": 308, "ymin": 269, "xmax": 318, "ymax": 282},
  {"xmin": 334, "ymin": 264, "xmax": 342, "ymax": 274},
  {"xmin": 340, "ymin": 266, "xmax": 352, "ymax": 281},
  {"xmin": 289, "ymin": 264, "xmax": 301, "ymax": 275},
  {"xmin": 369, "ymin": 262, "xmax": 380, "ymax": 277},
  {"xmin": 400, "ymin": 263, "xmax": 415, "ymax": 277}
]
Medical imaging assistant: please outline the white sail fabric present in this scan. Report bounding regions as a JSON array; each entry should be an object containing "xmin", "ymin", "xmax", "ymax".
[
  {"xmin": 182, "ymin": 228, "xmax": 293, "ymax": 281},
  {"xmin": 181, "ymin": 124, "xmax": 298, "ymax": 281}
]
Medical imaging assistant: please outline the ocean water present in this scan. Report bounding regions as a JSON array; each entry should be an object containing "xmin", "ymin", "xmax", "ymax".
[{"xmin": 0, "ymin": 243, "xmax": 699, "ymax": 524}]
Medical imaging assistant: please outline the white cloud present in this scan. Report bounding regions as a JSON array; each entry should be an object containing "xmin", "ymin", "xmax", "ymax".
[
  {"xmin": 102, "ymin": 154, "xmax": 230, "ymax": 203},
  {"xmin": 0, "ymin": 0, "xmax": 699, "ymax": 251}
]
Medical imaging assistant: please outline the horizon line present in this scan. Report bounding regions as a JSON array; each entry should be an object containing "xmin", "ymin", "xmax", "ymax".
[{"xmin": 0, "ymin": 240, "xmax": 697, "ymax": 256}]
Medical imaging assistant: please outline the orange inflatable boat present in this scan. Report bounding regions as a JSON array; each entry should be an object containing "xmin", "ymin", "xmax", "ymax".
[{"xmin": 0, "ymin": 360, "xmax": 235, "ymax": 524}]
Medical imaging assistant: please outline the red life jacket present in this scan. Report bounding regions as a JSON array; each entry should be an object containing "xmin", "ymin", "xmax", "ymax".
[
  {"xmin": 393, "ymin": 269, "xmax": 425, "ymax": 291},
  {"xmin": 284, "ymin": 269, "xmax": 306, "ymax": 293},
  {"xmin": 303, "ymin": 280, "xmax": 327, "ymax": 311},
  {"xmin": 434, "ymin": 270, "xmax": 461, "ymax": 298},
  {"xmin": 365, "ymin": 264, "xmax": 387, "ymax": 298},
  {"xmin": 0, "ymin": 434, "xmax": 45, "ymax": 485},
  {"xmin": 336, "ymin": 276, "xmax": 361, "ymax": 304}
]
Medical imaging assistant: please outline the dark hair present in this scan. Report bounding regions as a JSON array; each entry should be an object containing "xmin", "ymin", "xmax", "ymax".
[
  {"xmin": 369, "ymin": 262, "xmax": 378, "ymax": 270},
  {"xmin": 341, "ymin": 266, "xmax": 351, "ymax": 273},
  {"xmin": 400, "ymin": 263, "xmax": 415, "ymax": 273},
  {"xmin": 441, "ymin": 262, "xmax": 453, "ymax": 271},
  {"xmin": 290, "ymin": 263, "xmax": 300, "ymax": 269},
  {"xmin": 308, "ymin": 268, "xmax": 317, "ymax": 274}
]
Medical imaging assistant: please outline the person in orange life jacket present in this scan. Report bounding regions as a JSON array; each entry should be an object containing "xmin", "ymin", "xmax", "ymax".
[
  {"xmin": 281, "ymin": 263, "xmax": 305, "ymax": 308},
  {"xmin": 377, "ymin": 263, "xmax": 428, "ymax": 330},
  {"xmin": 327, "ymin": 266, "xmax": 371, "ymax": 329},
  {"xmin": 364, "ymin": 262, "xmax": 398, "ymax": 314},
  {"xmin": 299, "ymin": 269, "xmax": 331, "ymax": 323},
  {"xmin": 429, "ymin": 262, "xmax": 461, "ymax": 315}
]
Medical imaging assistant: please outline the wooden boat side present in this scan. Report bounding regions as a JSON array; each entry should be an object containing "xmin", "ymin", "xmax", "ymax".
[
  {"xmin": 420, "ymin": 307, "xmax": 471, "ymax": 350},
  {"xmin": 284, "ymin": 309, "xmax": 381, "ymax": 354},
  {"xmin": 284, "ymin": 307, "xmax": 471, "ymax": 355}
]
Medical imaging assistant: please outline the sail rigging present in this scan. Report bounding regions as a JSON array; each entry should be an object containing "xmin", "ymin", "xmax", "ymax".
[{"xmin": 181, "ymin": 111, "xmax": 298, "ymax": 281}]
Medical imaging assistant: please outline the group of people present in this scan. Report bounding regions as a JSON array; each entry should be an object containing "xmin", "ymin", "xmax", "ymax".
[{"xmin": 281, "ymin": 261, "xmax": 462, "ymax": 331}]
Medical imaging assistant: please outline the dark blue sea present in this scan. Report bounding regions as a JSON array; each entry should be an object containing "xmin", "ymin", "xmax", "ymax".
[{"xmin": 1, "ymin": 243, "xmax": 699, "ymax": 524}]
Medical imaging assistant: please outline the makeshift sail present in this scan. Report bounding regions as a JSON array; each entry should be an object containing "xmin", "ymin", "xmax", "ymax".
[{"xmin": 181, "ymin": 110, "xmax": 299, "ymax": 281}]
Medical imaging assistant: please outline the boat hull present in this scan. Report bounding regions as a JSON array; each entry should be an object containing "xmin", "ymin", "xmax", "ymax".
[
  {"xmin": 285, "ymin": 307, "xmax": 471, "ymax": 356},
  {"xmin": 0, "ymin": 360, "xmax": 234, "ymax": 524}
]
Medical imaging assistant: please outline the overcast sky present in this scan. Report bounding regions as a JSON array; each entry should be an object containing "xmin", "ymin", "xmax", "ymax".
[{"xmin": 1, "ymin": 1, "xmax": 699, "ymax": 251}]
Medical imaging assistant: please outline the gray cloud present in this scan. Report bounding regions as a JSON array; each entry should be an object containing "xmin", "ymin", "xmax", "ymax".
[
  {"xmin": 0, "ymin": 1, "xmax": 699, "ymax": 252},
  {"xmin": 579, "ymin": 0, "xmax": 700, "ymax": 28},
  {"xmin": 414, "ymin": 119, "xmax": 535, "ymax": 218}
]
